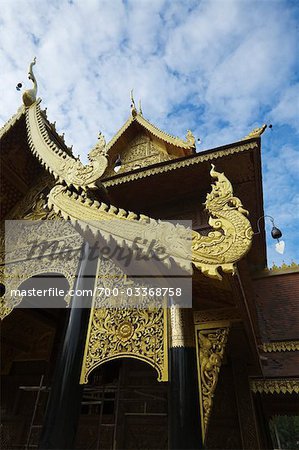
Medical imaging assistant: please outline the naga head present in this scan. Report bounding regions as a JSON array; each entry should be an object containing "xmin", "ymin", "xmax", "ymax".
[
  {"xmin": 205, "ymin": 164, "xmax": 249, "ymax": 215},
  {"xmin": 88, "ymin": 132, "xmax": 107, "ymax": 161}
]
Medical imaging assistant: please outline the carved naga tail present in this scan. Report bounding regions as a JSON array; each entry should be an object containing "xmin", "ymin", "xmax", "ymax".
[
  {"xmin": 22, "ymin": 58, "xmax": 108, "ymax": 188},
  {"xmin": 47, "ymin": 165, "xmax": 253, "ymax": 280}
]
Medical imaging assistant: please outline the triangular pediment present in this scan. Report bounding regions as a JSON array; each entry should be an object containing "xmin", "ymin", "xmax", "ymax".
[{"xmin": 103, "ymin": 113, "xmax": 195, "ymax": 178}]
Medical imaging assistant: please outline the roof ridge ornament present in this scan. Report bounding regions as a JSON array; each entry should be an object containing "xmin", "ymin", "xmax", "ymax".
[
  {"xmin": 130, "ymin": 89, "xmax": 137, "ymax": 117},
  {"xmin": 88, "ymin": 131, "xmax": 107, "ymax": 161},
  {"xmin": 243, "ymin": 124, "xmax": 267, "ymax": 140},
  {"xmin": 22, "ymin": 57, "xmax": 38, "ymax": 107},
  {"xmin": 186, "ymin": 129, "xmax": 196, "ymax": 147},
  {"xmin": 138, "ymin": 99, "xmax": 143, "ymax": 116}
]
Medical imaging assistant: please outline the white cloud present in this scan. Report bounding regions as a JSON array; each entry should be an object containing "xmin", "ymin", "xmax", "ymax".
[
  {"xmin": 269, "ymin": 84, "xmax": 299, "ymax": 130},
  {"xmin": 0, "ymin": 0, "xmax": 298, "ymax": 265}
]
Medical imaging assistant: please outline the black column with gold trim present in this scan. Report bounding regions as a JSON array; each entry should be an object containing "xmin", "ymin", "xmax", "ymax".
[
  {"xmin": 168, "ymin": 307, "xmax": 203, "ymax": 449},
  {"xmin": 38, "ymin": 242, "xmax": 98, "ymax": 449}
]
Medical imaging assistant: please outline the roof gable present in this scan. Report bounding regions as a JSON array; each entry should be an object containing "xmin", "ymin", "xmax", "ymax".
[{"xmin": 103, "ymin": 112, "xmax": 196, "ymax": 177}]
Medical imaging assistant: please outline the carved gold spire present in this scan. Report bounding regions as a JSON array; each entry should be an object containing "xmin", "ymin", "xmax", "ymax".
[
  {"xmin": 130, "ymin": 89, "xmax": 137, "ymax": 117},
  {"xmin": 22, "ymin": 57, "xmax": 38, "ymax": 107},
  {"xmin": 243, "ymin": 124, "xmax": 267, "ymax": 140},
  {"xmin": 186, "ymin": 129, "xmax": 196, "ymax": 147},
  {"xmin": 138, "ymin": 99, "xmax": 143, "ymax": 116}
]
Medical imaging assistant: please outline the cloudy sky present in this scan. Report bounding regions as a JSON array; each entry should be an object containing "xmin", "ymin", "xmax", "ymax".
[{"xmin": 0, "ymin": 0, "xmax": 298, "ymax": 267}]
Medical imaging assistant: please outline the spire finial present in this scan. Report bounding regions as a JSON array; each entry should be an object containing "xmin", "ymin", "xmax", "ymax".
[
  {"xmin": 130, "ymin": 89, "xmax": 137, "ymax": 117},
  {"xmin": 243, "ymin": 124, "xmax": 267, "ymax": 140},
  {"xmin": 22, "ymin": 57, "xmax": 38, "ymax": 107},
  {"xmin": 186, "ymin": 130, "xmax": 196, "ymax": 147},
  {"xmin": 138, "ymin": 99, "xmax": 143, "ymax": 116}
]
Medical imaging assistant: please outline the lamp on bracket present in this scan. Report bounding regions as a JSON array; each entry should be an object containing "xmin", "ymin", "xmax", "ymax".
[
  {"xmin": 114, "ymin": 154, "xmax": 122, "ymax": 173},
  {"xmin": 256, "ymin": 215, "xmax": 285, "ymax": 254}
]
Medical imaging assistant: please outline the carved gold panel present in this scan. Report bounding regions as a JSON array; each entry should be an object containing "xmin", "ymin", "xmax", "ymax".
[
  {"xmin": 195, "ymin": 322, "xmax": 230, "ymax": 442},
  {"xmin": 80, "ymin": 258, "xmax": 168, "ymax": 383}
]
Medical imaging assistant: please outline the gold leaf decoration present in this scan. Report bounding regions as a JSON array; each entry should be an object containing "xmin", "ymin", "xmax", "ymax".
[{"xmin": 80, "ymin": 258, "xmax": 168, "ymax": 383}]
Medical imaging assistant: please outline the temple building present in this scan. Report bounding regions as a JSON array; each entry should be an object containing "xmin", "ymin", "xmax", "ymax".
[{"xmin": 0, "ymin": 59, "xmax": 298, "ymax": 450}]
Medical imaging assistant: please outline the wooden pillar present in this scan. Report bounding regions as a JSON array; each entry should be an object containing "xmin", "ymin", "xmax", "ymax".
[
  {"xmin": 38, "ymin": 242, "xmax": 98, "ymax": 449},
  {"xmin": 168, "ymin": 307, "xmax": 202, "ymax": 449}
]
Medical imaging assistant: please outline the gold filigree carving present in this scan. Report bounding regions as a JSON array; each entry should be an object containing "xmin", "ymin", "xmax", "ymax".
[
  {"xmin": 195, "ymin": 325, "xmax": 229, "ymax": 441},
  {"xmin": 80, "ymin": 258, "xmax": 168, "ymax": 383},
  {"xmin": 4, "ymin": 175, "xmax": 53, "ymax": 220},
  {"xmin": 104, "ymin": 133, "xmax": 172, "ymax": 177},
  {"xmin": 259, "ymin": 341, "xmax": 299, "ymax": 352},
  {"xmin": 26, "ymin": 100, "xmax": 108, "ymax": 188},
  {"xmin": 47, "ymin": 165, "xmax": 253, "ymax": 280},
  {"xmin": 192, "ymin": 164, "xmax": 253, "ymax": 279},
  {"xmin": 105, "ymin": 112, "xmax": 193, "ymax": 159},
  {"xmin": 23, "ymin": 193, "xmax": 58, "ymax": 220},
  {"xmin": 169, "ymin": 306, "xmax": 195, "ymax": 348},
  {"xmin": 102, "ymin": 141, "xmax": 258, "ymax": 187},
  {"xmin": 250, "ymin": 378, "xmax": 299, "ymax": 394}
]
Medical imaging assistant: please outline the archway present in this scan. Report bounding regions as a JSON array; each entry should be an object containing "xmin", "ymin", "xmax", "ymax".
[{"xmin": 75, "ymin": 358, "xmax": 168, "ymax": 450}]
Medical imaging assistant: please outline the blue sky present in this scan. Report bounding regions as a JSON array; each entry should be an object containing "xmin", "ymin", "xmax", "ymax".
[{"xmin": 0, "ymin": 0, "xmax": 298, "ymax": 267}]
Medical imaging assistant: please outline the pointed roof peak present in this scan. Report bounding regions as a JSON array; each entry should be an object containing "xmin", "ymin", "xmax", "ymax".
[
  {"xmin": 130, "ymin": 89, "xmax": 137, "ymax": 118},
  {"xmin": 105, "ymin": 111, "xmax": 196, "ymax": 155}
]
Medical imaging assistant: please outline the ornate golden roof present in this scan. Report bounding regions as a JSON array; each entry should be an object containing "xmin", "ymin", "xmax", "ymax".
[{"xmin": 105, "ymin": 112, "xmax": 195, "ymax": 153}]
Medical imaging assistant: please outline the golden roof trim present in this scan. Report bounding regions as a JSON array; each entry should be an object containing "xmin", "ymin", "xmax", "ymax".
[
  {"xmin": 47, "ymin": 165, "xmax": 253, "ymax": 280},
  {"xmin": 25, "ymin": 99, "xmax": 108, "ymax": 188},
  {"xmin": 251, "ymin": 378, "xmax": 299, "ymax": 394},
  {"xmin": 253, "ymin": 262, "xmax": 299, "ymax": 278},
  {"xmin": 0, "ymin": 105, "xmax": 25, "ymax": 140},
  {"xmin": 135, "ymin": 114, "xmax": 193, "ymax": 148},
  {"xmin": 102, "ymin": 140, "xmax": 258, "ymax": 187},
  {"xmin": 259, "ymin": 341, "xmax": 299, "ymax": 352},
  {"xmin": 105, "ymin": 113, "xmax": 194, "ymax": 154}
]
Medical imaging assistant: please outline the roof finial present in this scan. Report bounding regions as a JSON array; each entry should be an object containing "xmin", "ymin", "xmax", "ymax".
[
  {"xmin": 22, "ymin": 57, "xmax": 38, "ymax": 107},
  {"xmin": 243, "ymin": 124, "xmax": 267, "ymax": 140},
  {"xmin": 88, "ymin": 131, "xmax": 107, "ymax": 161},
  {"xmin": 130, "ymin": 89, "xmax": 137, "ymax": 118},
  {"xmin": 186, "ymin": 130, "xmax": 196, "ymax": 147},
  {"xmin": 138, "ymin": 99, "xmax": 143, "ymax": 116}
]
